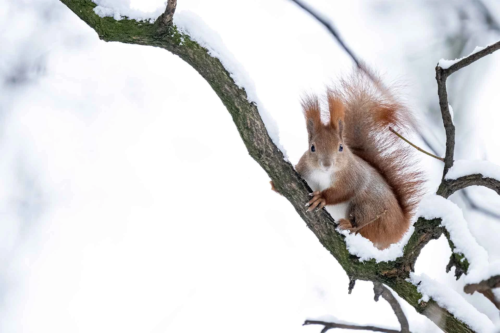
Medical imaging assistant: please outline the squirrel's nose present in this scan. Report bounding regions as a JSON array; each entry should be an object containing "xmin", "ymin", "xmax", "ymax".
[{"xmin": 321, "ymin": 160, "xmax": 332, "ymax": 169}]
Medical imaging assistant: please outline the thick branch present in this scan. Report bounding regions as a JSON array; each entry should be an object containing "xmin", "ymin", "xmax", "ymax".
[
  {"xmin": 58, "ymin": 1, "xmax": 475, "ymax": 332},
  {"xmin": 303, "ymin": 320, "xmax": 400, "ymax": 333}
]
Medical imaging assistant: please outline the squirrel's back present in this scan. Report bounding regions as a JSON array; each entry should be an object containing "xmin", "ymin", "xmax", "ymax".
[{"xmin": 334, "ymin": 71, "xmax": 423, "ymax": 223}]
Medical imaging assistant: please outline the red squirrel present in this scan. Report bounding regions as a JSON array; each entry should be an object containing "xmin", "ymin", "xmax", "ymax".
[{"xmin": 296, "ymin": 72, "xmax": 423, "ymax": 249}]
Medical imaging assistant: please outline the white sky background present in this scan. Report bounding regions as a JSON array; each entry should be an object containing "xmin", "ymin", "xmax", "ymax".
[{"xmin": 1, "ymin": 0, "xmax": 500, "ymax": 332}]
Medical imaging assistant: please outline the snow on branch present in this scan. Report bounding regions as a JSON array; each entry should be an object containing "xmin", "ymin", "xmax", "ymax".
[
  {"xmin": 439, "ymin": 160, "xmax": 500, "ymax": 198},
  {"xmin": 438, "ymin": 41, "xmax": 500, "ymax": 75},
  {"xmin": 410, "ymin": 274, "xmax": 495, "ymax": 333},
  {"xmin": 418, "ymin": 195, "xmax": 489, "ymax": 284}
]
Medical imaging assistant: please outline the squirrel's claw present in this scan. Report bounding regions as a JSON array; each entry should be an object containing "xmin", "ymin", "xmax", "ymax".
[{"xmin": 306, "ymin": 194, "xmax": 326, "ymax": 212}]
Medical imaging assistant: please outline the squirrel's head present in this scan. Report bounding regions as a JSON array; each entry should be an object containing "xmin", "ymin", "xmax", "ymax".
[{"xmin": 302, "ymin": 93, "xmax": 346, "ymax": 172}]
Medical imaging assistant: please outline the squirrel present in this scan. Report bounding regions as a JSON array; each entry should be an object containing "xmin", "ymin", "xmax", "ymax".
[{"xmin": 295, "ymin": 72, "xmax": 423, "ymax": 250}]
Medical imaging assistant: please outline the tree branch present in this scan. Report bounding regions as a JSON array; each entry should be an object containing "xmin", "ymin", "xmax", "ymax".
[
  {"xmin": 417, "ymin": 130, "xmax": 500, "ymax": 220},
  {"xmin": 303, "ymin": 320, "xmax": 401, "ymax": 333},
  {"xmin": 304, "ymin": 283, "xmax": 410, "ymax": 333},
  {"xmin": 435, "ymin": 69, "xmax": 455, "ymax": 179},
  {"xmin": 464, "ymin": 275, "xmax": 500, "ymax": 310},
  {"xmin": 288, "ymin": 0, "xmax": 375, "ymax": 82},
  {"xmin": 389, "ymin": 127, "xmax": 444, "ymax": 162},
  {"xmin": 158, "ymin": 0, "xmax": 177, "ymax": 27},
  {"xmin": 439, "ymin": 41, "xmax": 500, "ymax": 77},
  {"xmin": 436, "ymin": 41, "xmax": 500, "ymax": 178},
  {"xmin": 374, "ymin": 282, "xmax": 410, "ymax": 333},
  {"xmin": 439, "ymin": 174, "xmax": 500, "ymax": 198},
  {"xmin": 58, "ymin": 1, "xmax": 476, "ymax": 332}
]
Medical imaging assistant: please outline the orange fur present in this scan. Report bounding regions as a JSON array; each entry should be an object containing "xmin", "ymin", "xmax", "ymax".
[
  {"xmin": 327, "ymin": 94, "xmax": 345, "ymax": 130},
  {"xmin": 296, "ymin": 71, "xmax": 424, "ymax": 249}
]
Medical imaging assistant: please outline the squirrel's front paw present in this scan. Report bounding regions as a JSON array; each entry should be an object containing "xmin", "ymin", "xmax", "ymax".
[
  {"xmin": 305, "ymin": 191, "xmax": 326, "ymax": 212},
  {"xmin": 337, "ymin": 218, "xmax": 356, "ymax": 233}
]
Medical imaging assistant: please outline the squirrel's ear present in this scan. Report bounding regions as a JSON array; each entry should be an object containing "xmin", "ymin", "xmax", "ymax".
[
  {"xmin": 301, "ymin": 95, "xmax": 321, "ymax": 141},
  {"xmin": 327, "ymin": 92, "xmax": 345, "ymax": 132}
]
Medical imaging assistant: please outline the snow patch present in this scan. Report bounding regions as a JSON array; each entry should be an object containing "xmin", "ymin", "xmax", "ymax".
[
  {"xmin": 418, "ymin": 195, "xmax": 491, "ymax": 284},
  {"xmin": 91, "ymin": 1, "xmax": 285, "ymax": 156},
  {"xmin": 438, "ymin": 45, "xmax": 487, "ymax": 69},
  {"xmin": 92, "ymin": 0, "xmax": 164, "ymax": 22},
  {"xmin": 446, "ymin": 159, "xmax": 500, "ymax": 181},
  {"xmin": 174, "ymin": 11, "xmax": 285, "ymax": 155},
  {"xmin": 338, "ymin": 224, "xmax": 414, "ymax": 262},
  {"xmin": 410, "ymin": 273, "xmax": 495, "ymax": 333}
]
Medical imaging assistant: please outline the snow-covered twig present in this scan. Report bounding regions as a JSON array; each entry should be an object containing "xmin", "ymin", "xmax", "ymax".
[
  {"xmin": 417, "ymin": 130, "xmax": 500, "ymax": 219},
  {"xmin": 439, "ymin": 159, "xmax": 500, "ymax": 198}
]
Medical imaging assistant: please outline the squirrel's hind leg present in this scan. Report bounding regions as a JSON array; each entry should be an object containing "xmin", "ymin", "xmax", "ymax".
[{"xmin": 337, "ymin": 218, "xmax": 357, "ymax": 233}]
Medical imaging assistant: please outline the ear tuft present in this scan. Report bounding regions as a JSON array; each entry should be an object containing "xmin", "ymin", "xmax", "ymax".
[
  {"xmin": 301, "ymin": 94, "xmax": 321, "ymax": 141},
  {"xmin": 327, "ymin": 91, "xmax": 345, "ymax": 131}
]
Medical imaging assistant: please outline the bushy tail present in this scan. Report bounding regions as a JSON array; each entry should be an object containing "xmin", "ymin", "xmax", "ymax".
[{"xmin": 330, "ymin": 71, "xmax": 424, "ymax": 220}]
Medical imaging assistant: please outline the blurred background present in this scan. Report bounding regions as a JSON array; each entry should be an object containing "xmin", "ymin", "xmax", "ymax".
[{"xmin": 1, "ymin": 0, "xmax": 500, "ymax": 331}]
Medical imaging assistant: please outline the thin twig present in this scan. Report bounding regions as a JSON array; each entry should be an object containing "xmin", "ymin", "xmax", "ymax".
[
  {"xmin": 289, "ymin": 0, "xmax": 375, "ymax": 82},
  {"xmin": 303, "ymin": 320, "xmax": 400, "ymax": 333},
  {"xmin": 436, "ymin": 40, "xmax": 500, "ymax": 178},
  {"xmin": 373, "ymin": 282, "xmax": 410, "ymax": 333},
  {"xmin": 440, "ymin": 174, "xmax": 500, "ymax": 198},
  {"xmin": 389, "ymin": 127, "xmax": 444, "ymax": 162},
  {"xmin": 440, "ymin": 40, "xmax": 500, "ymax": 77},
  {"xmin": 464, "ymin": 275, "xmax": 500, "ymax": 310},
  {"xmin": 353, "ymin": 209, "xmax": 387, "ymax": 235}
]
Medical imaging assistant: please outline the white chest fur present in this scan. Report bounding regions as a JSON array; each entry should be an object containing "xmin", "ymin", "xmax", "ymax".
[
  {"xmin": 304, "ymin": 169, "xmax": 350, "ymax": 222},
  {"xmin": 306, "ymin": 169, "xmax": 333, "ymax": 192}
]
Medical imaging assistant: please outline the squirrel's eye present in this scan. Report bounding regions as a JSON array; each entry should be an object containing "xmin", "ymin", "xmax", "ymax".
[
  {"xmin": 339, "ymin": 144, "xmax": 344, "ymax": 152},
  {"xmin": 311, "ymin": 144, "xmax": 316, "ymax": 153}
]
